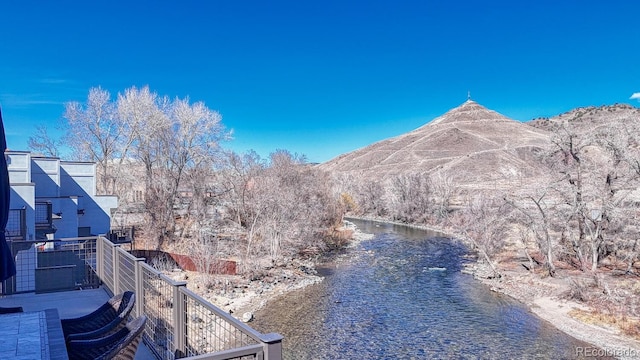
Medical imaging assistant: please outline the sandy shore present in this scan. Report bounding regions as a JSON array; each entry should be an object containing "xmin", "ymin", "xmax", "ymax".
[
  {"xmin": 475, "ymin": 266, "xmax": 640, "ymax": 360},
  {"xmin": 532, "ymin": 297, "xmax": 639, "ymax": 359}
]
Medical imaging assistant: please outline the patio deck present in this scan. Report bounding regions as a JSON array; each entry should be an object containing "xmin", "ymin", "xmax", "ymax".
[{"xmin": 0, "ymin": 287, "xmax": 155, "ymax": 360}]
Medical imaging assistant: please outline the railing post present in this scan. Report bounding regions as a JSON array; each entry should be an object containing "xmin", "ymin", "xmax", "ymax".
[
  {"xmin": 172, "ymin": 281, "xmax": 188, "ymax": 358},
  {"xmin": 96, "ymin": 237, "xmax": 104, "ymax": 281},
  {"xmin": 261, "ymin": 333, "xmax": 283, "ymax": 360},
  {"xmin": 112, "ymin": 244, "xmax": 121, "ymax": 295},
  {"xmin": 134, "ymin": 257, "xmax": 145, "ymax": 318}
]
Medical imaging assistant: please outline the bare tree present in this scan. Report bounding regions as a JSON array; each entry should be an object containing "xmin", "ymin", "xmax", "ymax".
[
  {"xmin": 28, "ymin": 125, "xmax": 61, "ymax": 157},
  {"xmin": 63, "ymin": 87, "xmax": 125, "ymax": 194},
  {"xmin": 592, "ymin": 117, "xmax": 640, "ymax": 273},
  {"xmin": 176, "ymin": 161, "xmax": 226, "ymax": 243},
  {"xmin": 451, "ymin": 194, "xmax": 509, "ymax": 278},
  {"xmin": 388, "ymin": 173, "xmax": 432, "ymax": 223},
  {"xmin": 187, "ymin": 232, "xmax": 225, "ymax": 287},
  {"xmin": 355, "ymin": 179, "xmax": 387, "ymax": 217},
  {"xmin": 219, "ymin": 150, "xmax": 265, "ymax": 226},
  {"xmin": 117, "ymin": 86, "xmax": 227, "ymax": 248},
  {"xmin": 515, "ymin": 225, "xmax": 537, "ymax": 272},
  {"xmin": 536, "ymin": 112, "xmax": 640, "ymax": 272},
  {"xmin": 430, "ymin": 172, "xmax": 457, "ymax": 220},
  {"xmin": 232, "ymin": 150, "xmax": 343, "ymax": 270},
  {"xmin": 505, "ymin": 189, "xmax": 558, "ymax": 276},
  {"xmin": 540, "ymin": 120, "xmax": 611, "ymax": 272}
]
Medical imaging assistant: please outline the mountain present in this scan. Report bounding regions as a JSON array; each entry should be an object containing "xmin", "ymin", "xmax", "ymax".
[{"xmin": 319, "ymin": 100, "xmax": 552, "ymax": 189}]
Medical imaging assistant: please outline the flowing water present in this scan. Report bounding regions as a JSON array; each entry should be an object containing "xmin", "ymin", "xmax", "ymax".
[{"xmin": 252, "ymin": 220, "xmax": 611, "ymax": 359}]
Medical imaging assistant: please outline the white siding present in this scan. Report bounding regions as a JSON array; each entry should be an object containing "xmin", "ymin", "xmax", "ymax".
[{"xmin": 60, "ymin": 162, "xmax": 96, "ymax": 197}]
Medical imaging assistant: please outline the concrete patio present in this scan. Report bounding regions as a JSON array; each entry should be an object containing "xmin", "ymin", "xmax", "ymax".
[{"xmin": 0, "ymin": 287, "xmax": 155, "ymax": 359}]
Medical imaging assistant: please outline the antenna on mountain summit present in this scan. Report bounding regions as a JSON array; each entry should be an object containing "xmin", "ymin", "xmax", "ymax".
[{"xmin": 467, "ymin": 91, "xmax": 471, "ymax": 101}]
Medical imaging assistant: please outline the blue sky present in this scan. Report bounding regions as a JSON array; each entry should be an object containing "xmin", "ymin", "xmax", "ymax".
[{"xmin": 1, "ymin": 1, "xmax": 639, "ymax": 163}]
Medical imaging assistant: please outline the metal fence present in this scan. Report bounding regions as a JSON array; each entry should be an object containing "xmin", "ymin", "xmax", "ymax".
[
  {"xmin": 96, "ymin": 237, "xmax": 283, "ymax": 360},
  {"xmin": 6, "ymin": 208, "xmax": 26, "ymax": 240},
  {"xmin": 3, "ymin": 237, "xmax": 100, "ymax": 294},
  {"xmin": 35, "ymin": 202, "xmax": 53, "ymax": 226}
]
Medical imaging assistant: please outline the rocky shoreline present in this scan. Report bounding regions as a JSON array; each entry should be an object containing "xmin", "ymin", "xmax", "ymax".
[
  {"xmin": 164, "ymin": 260, "xmax": 323, "ymax": 323},
  {"xmin": 470, "ymin": 262, "xmax": 640, "ymax": 360},
  {"xmin": 163, "ymin": 221, "xmax": 374, "ymax": 323}
]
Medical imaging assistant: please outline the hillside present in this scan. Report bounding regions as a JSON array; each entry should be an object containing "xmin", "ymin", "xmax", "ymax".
[
  {"xmin": 529, "ymin": 103, "xmax": 640, "ymax": 133},
  {"xmin": 319, "ymin": 99, "xmax": 551, "ymax": 189}
]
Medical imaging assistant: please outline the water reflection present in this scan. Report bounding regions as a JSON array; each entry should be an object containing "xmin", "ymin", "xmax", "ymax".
[{"xmin": 252, "ymin": 219, "xmax": 611, "ymax": 359}]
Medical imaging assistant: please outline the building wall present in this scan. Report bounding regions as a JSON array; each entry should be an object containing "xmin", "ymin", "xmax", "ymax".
[
  {"xmin": 61, "ymin": 161, "xmax": 116, "ymax": 236},
  {"xmin": 60, "ymin": 162, "xmax": 96, "ymax": 197},
  {"xmin": 90, "ymin": 195, "xmax": 118, "ymax": 235},
  {"xmin": 7, "ymin": 152, "xmax": 35, "ymax": 240},
  {"xmin": 6, "ymin": 151, "xmax": 118, "ymax": 239},
  {"xmin": 37, "ymin": 196, "xmax": 80, "ymax": 239},
  {"xmin": 32, "ymin": 157, "xmax": 60, "ymax": 198},
  {"xmin": 7, "ymin": 152, "xmax": 31, "ymax": 184}
]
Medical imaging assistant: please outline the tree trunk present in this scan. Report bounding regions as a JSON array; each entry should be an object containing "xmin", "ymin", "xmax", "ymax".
[
  {"xmin": 546, "ymin": 237, "xmax": 556, "ymax": 277},
  {"xmin": 591, "ymin": 243, "xmax": 599, "ymax": 272}
]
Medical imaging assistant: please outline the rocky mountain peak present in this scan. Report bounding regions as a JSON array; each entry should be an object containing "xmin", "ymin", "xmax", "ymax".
[
  {"xmin": 319, "ymin": 100, "xmax": 551, "ymax": 189},
  {"xmin": 426, "ymin": 99, "xmax": 512, "ymax": 127}
]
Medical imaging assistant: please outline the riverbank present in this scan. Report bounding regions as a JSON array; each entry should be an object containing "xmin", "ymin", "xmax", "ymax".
[
  {"xmin": 163, "ymin": 220, "xmax": 375, "ymax": 321},
  {"xmin": 164, "ymin": 258, "xmax": 323, "ymax": 321},
  {"xmin": 469, "ymin": 262, "xmax": 640, "ymax": 359}
]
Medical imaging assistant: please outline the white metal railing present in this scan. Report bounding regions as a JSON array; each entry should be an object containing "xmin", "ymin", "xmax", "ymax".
[{"xmin": 95, "ymin": 237, "xmax": 282, "ymax": 360}]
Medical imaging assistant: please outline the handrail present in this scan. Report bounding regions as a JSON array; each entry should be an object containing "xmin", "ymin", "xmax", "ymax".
[
  {"xmin": 181, "ymin": 344, "xmax": 264, "ymax": 360},
  {"xmin": 55, "ymin": 236, "xmax": 101, "ymax": 242},
  {"xmin": 10, "ymin": 236, "xmax": 100, "ymax": 245}
]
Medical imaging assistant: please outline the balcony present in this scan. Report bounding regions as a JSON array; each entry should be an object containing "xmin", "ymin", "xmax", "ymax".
[
  {"xmin": 6, "ymin": 208, "xmax": 26, "ymax": 241},
  {"xmin": 0, "ymin": 237, "xmax": 283, "ymax": 360},
  {"xmin": 35, "ymin": 201, "xmax": 57, "ymax": 239}
]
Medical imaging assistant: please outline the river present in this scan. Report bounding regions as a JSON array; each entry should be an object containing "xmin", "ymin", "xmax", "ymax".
[{"xmin": 251, "ymin": 219, "xmax": 610, "ymax": 359}]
